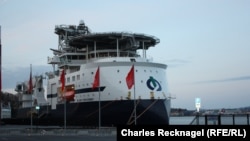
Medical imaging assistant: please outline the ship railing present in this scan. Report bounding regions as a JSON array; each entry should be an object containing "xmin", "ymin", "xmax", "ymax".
[
  {"xmin": 54, "ymin": 50, "xmax": 141, "ymax": 65},
  {"xmin": 56, "ymin": 52, "xmax": 143, "ymax": 65},
  {"xmin": 190, "ymin": 113, "xmax": 250, "ymax": 125},
  {"xmin": 88, "ymin": 50, "xmax": 139, "ymax": 58},
  {"xmin": 84, "ymin": 57, "xmax": 151, "ymax": 64}
]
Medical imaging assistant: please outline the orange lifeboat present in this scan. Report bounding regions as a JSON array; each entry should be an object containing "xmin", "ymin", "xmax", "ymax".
[
  {"xmin": 63, "ymin": 90, "xmax": 75, "ymax": 101},
  {"xmin": 59, "ymin": 84, "xmax": 75, "ymax": 101}
]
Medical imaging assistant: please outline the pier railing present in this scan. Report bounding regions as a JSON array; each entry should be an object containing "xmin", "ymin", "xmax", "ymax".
[{"xmin": 190, "ymin": 114, "xmax": 250, "ymax": 125}]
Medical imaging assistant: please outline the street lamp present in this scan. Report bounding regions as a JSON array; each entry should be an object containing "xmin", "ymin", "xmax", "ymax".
[{"xmin": 36, "ymin": 106, "xmax": 40, "ymax": 129}]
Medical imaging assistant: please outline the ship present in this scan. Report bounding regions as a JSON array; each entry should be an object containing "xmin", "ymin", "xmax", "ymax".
[{"xmin": 2, "ymin": 20, "xmax": 171, "ymax": 127}]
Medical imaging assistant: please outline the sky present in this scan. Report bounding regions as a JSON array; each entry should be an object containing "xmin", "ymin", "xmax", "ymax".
[{"xmin": 0, "ymin": 0, "xmax": 249, "ymax": 110}]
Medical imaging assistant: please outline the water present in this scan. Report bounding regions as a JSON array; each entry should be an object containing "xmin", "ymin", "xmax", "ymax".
[
  {"xmin": 170, "ymin": 115, "xmax": 250, "ymax": 125},
  {"xmin": 170, "ymin": 116, "xmax": 195, "ymax": 125}
]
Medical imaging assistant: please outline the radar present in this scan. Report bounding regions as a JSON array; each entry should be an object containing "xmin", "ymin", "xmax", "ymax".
[{"xmin": 79, "ymin": 20, "xmax": 85, "ymax": 25}]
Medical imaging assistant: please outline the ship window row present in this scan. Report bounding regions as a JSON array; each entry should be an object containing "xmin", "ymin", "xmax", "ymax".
[
  {"xmin": 117, "ymin": 69, "xmax": 158, "ymax": 73},
  {"xmin": 59, "ymin": 77, "xmax": 162, "ymax": 89},
  {"xmin": 73, "ymin": 79, "xmax": 162, "ymax": 89},
  {"xmin": 61, "ymin": 55, "xmax": 85, "ymax": 61},
  {"xmin": 60, "ymin": 69, "xmax": 159, "ymax": 84}
]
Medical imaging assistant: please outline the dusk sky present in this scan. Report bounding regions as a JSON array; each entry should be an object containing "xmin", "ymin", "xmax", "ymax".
[{"xmin": 0, "ymin": 0, "xmax": 249, "ymax": 110}]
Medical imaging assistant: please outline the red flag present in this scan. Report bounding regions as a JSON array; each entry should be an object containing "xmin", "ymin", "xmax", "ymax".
[
  {"xmin": 126, "ymin": 65, "xmax": 134, "ymax": 89},
  {"xmin": 60, "ymin": 69, "xmax": 65, "ymax": 92},
  {"xmin": 92, "ymin": 66, "xmax": 100, "ymax": 89},
  {"xmin": 28, "ymin": 67, "xmax": 33, "ymax": 94}
]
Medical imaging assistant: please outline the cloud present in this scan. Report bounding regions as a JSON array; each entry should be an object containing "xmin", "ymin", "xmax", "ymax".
[{"xmin": 194, "ymin": 76, "xmax": 250, "ymax": 84}]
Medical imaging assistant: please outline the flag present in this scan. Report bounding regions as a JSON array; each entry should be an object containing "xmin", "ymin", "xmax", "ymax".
[
  {"xmin": 60, "ymin": 69, "xmax": 65, "ymax": 92},
  {"xmin": 92, "ymin": 66, "xmax": 100, "ymax": 90},
  {"xmin": 28, "ymin": 65, "xmax": 33, "ymax": 94},
  {"xmin": 126, "ymin": 65, "xmax": 134, "ymax": 89}
]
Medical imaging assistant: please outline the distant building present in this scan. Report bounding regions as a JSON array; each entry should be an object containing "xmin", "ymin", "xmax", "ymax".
[{"xmin": 1, "ymin": 102, "xmax": 11, "ymax": 119}]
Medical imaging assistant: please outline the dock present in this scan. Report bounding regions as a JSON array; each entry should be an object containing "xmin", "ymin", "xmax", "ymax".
[{"xmin": 190, "ymin": 113, "xmax": 250, "ymax": 125}]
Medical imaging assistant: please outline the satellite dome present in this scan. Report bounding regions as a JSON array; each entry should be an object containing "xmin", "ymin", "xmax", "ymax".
[{"xmin": 79, "ymin": 20, "xmax": 85, "ymax": 25}]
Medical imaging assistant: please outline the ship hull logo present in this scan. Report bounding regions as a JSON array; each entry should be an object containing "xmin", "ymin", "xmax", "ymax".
[{"xmin": 146, "ymin": 76, "xmax": 162, "ymax": 91}]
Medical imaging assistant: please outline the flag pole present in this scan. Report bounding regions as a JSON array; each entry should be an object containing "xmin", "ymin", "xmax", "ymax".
[
  {"xmin": 126, "ymin": 64, "xmax": 136, "ymax": 125},
  {"xmin": 60, "ymin": 65, "xmax": 66, "ymax": 131},
  {"xmin": 98, "ymin": 85, "xmax": 101, "ymax": 131},
  {"xmin": 64, "ymin": 89, "xmax": 66, "ymax": 130},
  {"xmin": 63, "ymin": 67, "xmax": 66, "ymax": 131},
  {"xmin": 97, "ymin": 66, "xmax": 101, "ymax": 131},
  {"xmin": 30, "ymin": 64, "xmax": 33, "ymax": 133},
  {"xmin": 92, "ymin": 66, "xmax": 101, "ymax": 131},
  {"xmin": 133, "ymin": 64, "xmax": 136, "ymax": 125}
]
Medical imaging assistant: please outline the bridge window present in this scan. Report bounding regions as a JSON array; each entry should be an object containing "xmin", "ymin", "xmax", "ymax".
[
  {"xmin": 79, "ymin": 55, "xmax": 85, "ymax": 60},
  {"xmin": 130, "ymin": 58, "xmax": 136, "ymax": 62},
  {"xmin": 72, "ymin": 55, "xmax": 77, "ymax": 60}
]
